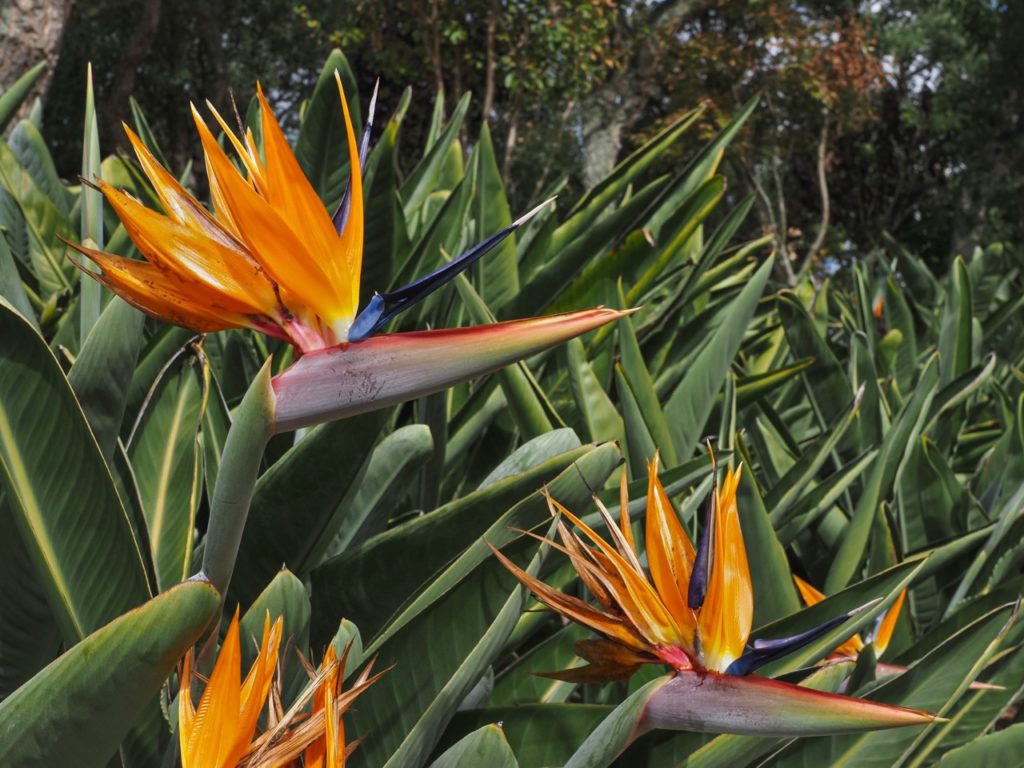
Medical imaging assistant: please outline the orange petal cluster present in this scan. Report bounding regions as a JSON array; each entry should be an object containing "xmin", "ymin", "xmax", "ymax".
[
  {"xmin": 69, "ymin": 77, "xmax": 363, "ymax": 352},
  {"xmin": 178, "ymin": 612, "xmax": 380, "ymax": 768},
  {"xmin": 489, "ymin": 457, "xmax": 752, "ymax": 677}
]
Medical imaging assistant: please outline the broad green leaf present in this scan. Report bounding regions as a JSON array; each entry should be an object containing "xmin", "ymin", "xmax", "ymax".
[
  {"xmin": 0, "ymin": 61, "xmax": 45, "ymax": 133},
  {"xmin": 766, "ymin": 386, "xmax": 864, "ymax": 524},
  {"xmin": 564, "ymin": 676, "xmax": 669, "ymax": 768},
  {"xmin": 935, "ymin": 724, "xmax": 1024, "ymax": 768},
  {"xmin": 735, "ymin": 453, "xmax": 801, "ymax": 625},
  {"xmin": 756, "ymin": 560, "xmax": 923, "ymax": 677},
  {"xmin": 401, "ymin": 92, "xmax": 471, "ymax": 221},
  {"xmin": 295, "ymin": 48, "xmax": 361, "ymax": 210},
  {"xmin": 520, "ymin": 177, "xmax": 668, "ymax": 315},
  {"xmin": 321, "ymin": 423, "xmax": 434, "ymax": 558},
  {"xmin": 378, "ymin": 543, "xmax": 547, "ymax": 768},
  {"xmin": 778, "ymin": 290, "xmax": 852, "ymax": 429},
  {"xmin": 67, "ymin": 298, "xmax": 145, "ymax": 462},
  {"xmin": 360, "ymin": 121, "xmax": 409, "ymax": 308},
  {"xmin": 0, "ymin": 233, "xmax": 33, "ymax": 327},
  {"xmin": 454, "ymin": 272, "xmax": 559, "ymax": 437},
  {"xmin": 566, "ymin": 338, "xmax": 623, "ymax": 446},
  {"xmin": 615, "ymin": 364, "xmax": 658, "ymax": 479},
  {"xmin": 429, "ymin": 724, "xmax": 519, "ymax": 768},
  {"xmin": 0, "ymin": 578, "xmax": 219, "ymax": 768},
  {"xmin": 445, "ymin": 705, "xmax": 611, "ymax": 768},
  {"xmin": 826, "ymin": 355, "xmax": 940, "ymax": 592},
  {"xmin": 128, "ymin": 342, "xmax": 208, "ymax": 591},
  {"xmin": 228, "ymin": 407, "xmax": 385, "ymax": 609},
  {"xmin": 938, "ymin": 256, "xmax": 973, "ymax": 387},
  {"xmin": 0, "ymin": 494, "xmax": 60, "ymax": 700},
  {"xmin": 0, "ymin": 298, "xmax": 150, "ymax": 643},
  {"xmin": 664, "ymin": 256, "xmax": 774, "ymax": 459},
  {"xmin": 473, "ymin": 122, "xmax": 519, "ymax": 310},
  {"xmin": 616, "ymin": 297, "xmax": 677, "ymax": 465},
  {"xmin": 310, "ymin": 442, "xmax": 602, "ymax": 644},
  {"xmin": 477, "ymin": 428, "xmax": 582, "ymax": 490},
  {"xmin": 240, "ymin": 567, "xmax": 310, "ymax": 701}
]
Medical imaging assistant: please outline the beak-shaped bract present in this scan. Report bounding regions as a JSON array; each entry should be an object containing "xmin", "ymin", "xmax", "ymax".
[{"xmin": 490, "ymin": 458, "xmax": 941, "ymax": 736}]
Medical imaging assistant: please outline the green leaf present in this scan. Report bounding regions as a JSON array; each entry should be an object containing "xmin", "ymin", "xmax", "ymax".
[
  {"xmin": 128, "ymin": 342, "xmax": 208, "ymax": 591},
  {"xmin": 79, "ymin": 63, "xmax": 103, "ymax": 339},
  {"xmin": 472, "ymin": 123, "xmax": 519, "ymax": 310},
  {"xmin": 735, "ymin": 453, "xmax": 801, "ymax": 625},
  {"xmin": 664, "ymin": 256, "xmax": 774, "ymax": 459},
  {"xmin": 453, "ymin": 272, "xmax": 559, "ymax": 438},
  {"xmin": 0, "ymin": 232, "xmax": 34, "ymax": 328},
  {"xmin": 615, "ymin": 364, "xmax": 658, "ymax": 479},
  {"xmin": 519, "ymin": 177, "xmax": 669, "ymax": 315},
  {"xmin": 0, "ymin": 61, "xmax": 45, "ymax": 133},
  {"xmin": 0, "ymin": 297, "xmax": 150, "ymax": 643},
  {"xmin": 229, "ymin": 408, "xmax": 386, "ymax": 608},
  {"xmin": 826, "ymin": 355, "xmax": 940, "ymax": 592},
  {"xmin": 310, "ymin": 442, "xmax": 600, "ymax": 644},
  {"xmin": 0, "ymin": 578, "xmax": 219, "ymax": 768},
  {"xmin": 295, "ymin": 48, "xmax": 361, "ymax": 210},
  {"xmin": 360, "ymin": 121, "xmax": 409, "ymax": 308},
  {"xmin": 0, "ymin": 495, "xmax": 60, "ymax": 700},
  {"xmin": 936, "ymin": 724, "xmax": 1024, "ymax": 768},
  {"xmin": 616, "ymin": 297, "xmax": 677, "ymax": 465},
  {"xmin": 566, "ymin": 338, "xmax": 623, "ymax": 445},
  {"xmin": 778, "ymin": 290, "xmax": 853, "ymax": 429},
  {"xmin": 401, "ymin": 92, "xmax": 471, "ymax": 221},
  {"xmin": 938, "ymin": 256, "xmax": 973, "ymax": 387},
  {"xmin": 67, "ymin": 298, "xmax": 145, "ymax": 462},
  {"xmin": 756, "ymin": 560, "xmax": 924, "ymax": 677},
  {"xmin": 429, "ymin": 724, "xmax": 519, "ymax": 768},
  {"xmin": 321, "ymin": 423, "xmax": 434, "ymax": 558},
  {"xmin": 379, "ymin": 542, "xmax": 547, "ymax": 768},
  {"xmin": 766, "ymin": 386, "xmax": 864, "ymax": 524},
  {"xmin": 564, "ymin": 676, "xmax": 669, "ymax": 768}
]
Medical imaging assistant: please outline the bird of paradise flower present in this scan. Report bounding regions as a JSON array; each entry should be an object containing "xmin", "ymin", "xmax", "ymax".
[
  {"xmin": 66, "ymin": 75, "xmax": 624, "ymax": 432},
  {"xmin": 489, "ymin": 456, "xmax": 942, "ymax": 736},
  {"xmin": 178, "ymin": 611, "xmax": 382, "ymax": 768}
]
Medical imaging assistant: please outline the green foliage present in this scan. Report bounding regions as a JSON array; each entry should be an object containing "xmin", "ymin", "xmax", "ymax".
[{"xmin": 0, "ymin": 51, "xmax": 1022, "ymax": 768}]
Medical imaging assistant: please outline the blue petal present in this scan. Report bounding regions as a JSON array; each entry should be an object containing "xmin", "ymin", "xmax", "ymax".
[
  {"xmin": 348, "ymin": 199, "xmax": 554, "ymax": 341},
  {"xmin": 725, "ymin": 599, "xmax": 881, "ymax": 676},
  {"xmin": 688, "ymin": 491, "xmax": 714, "ymax": 610}
]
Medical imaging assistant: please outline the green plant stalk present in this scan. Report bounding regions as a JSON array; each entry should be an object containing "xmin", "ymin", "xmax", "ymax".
[
  {"xmin": 80, "ymin": 63, "xmax": 103, "ymax": 341},
  {"xmin": 201, "ymin": 360, "xmax": 274, "ymax": 599}
]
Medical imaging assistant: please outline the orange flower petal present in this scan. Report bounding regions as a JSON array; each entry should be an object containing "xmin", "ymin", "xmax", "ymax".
[
  {"xmin": 644, "ymin": 457, "xmax": 697, "ymax": 645},
  {"xmin": 697, "ymin": 466, "xmax": 753, "ymax": 671},
  {"xmin": 191, "ymin": 105, "xmax": 335, "ymax": 323}
]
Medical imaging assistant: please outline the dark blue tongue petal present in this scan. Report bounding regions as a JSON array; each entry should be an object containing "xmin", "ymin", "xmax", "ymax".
[
  {"xmin": 688, "ymin": 489, "xmax": 715, "ymax": 610},
  {"xmin": 725, "ymin": 599, "xmax": 881, "ymax": 676},
  {"xmin": 348, "ymin": 199, "xmax": 554, "ymax": 341},
  {"xmin": 333, "ymin": 78, "xmax": 380, "ymax": 234}
]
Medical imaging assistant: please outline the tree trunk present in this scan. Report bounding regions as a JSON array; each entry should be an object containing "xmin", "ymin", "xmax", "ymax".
[
  {"xmin": 575, "ymin": 0, "xmax": 711, "ymax": 187},
  {"xmin": 0, "ymin": 0, "xmax": 75, "ymax": 123}
]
